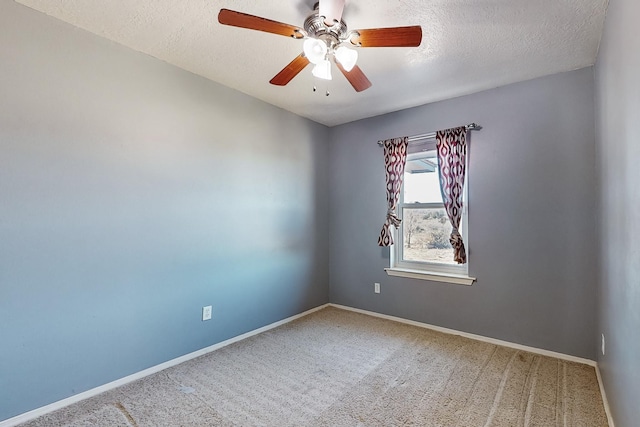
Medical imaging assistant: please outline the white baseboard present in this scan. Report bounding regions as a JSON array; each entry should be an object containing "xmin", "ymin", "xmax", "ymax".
[
  {"xmin": 595, "ymin": 364, "xmax": 615, "ymax": 427},
  {"xmin": 329, "ymin": 303, "xmax": 597, "ymax": 366},
  {"xmin": 0, "ymin": 303, "xmax": 330, "ymax": 427}
]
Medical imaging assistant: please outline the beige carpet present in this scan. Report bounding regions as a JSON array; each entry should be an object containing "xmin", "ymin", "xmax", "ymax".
[{"xmin": 20, "ymin": 307, "xmax": 608, "ymax": 426}]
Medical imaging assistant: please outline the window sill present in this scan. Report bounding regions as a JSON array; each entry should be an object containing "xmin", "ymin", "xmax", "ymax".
[{"xmin": 384, "ymin": 268, "xmax": 476, "ymax": 286}]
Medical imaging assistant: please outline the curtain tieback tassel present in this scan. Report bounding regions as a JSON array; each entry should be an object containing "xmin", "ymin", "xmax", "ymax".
[
  {"xmin": 387, "ymin": 210, "xmax": 401, "ymax": 228},
  {"xmin": 449, "ymin": 228, "xmax": 467, "ymax": 264}
]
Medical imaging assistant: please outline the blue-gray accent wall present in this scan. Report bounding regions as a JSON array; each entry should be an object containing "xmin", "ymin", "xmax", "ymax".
[
  {"xmin": 0, "ymin": 2, "xmax": 329, "ymax": 421},
  {"xmin": 595, "ymin": 0, "xmax": 640, "ymax": 424},
  {"xmin": 328, "ymin": 68, "xmax": 598, "ymax": 360}
]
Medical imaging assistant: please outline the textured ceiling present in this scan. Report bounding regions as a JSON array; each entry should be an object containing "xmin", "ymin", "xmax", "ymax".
[{"xmin": 15, "ymin": 0, "xmax": 608, "ymax": 126}]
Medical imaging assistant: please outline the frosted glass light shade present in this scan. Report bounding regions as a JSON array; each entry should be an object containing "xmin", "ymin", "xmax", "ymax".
[
  {"xmin": 335, "ymin": 46, "xmax": 358, "ymax": 72},
  {"xmin": 303, "ymin": 38, "xmax": 328, "ymax": 65},
  {"xmin": 312, "ymin": 59, "xmax": 332, "ymax": 80}
]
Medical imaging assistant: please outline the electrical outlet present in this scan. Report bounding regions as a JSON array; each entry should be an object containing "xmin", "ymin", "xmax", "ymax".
[
  {"xmin": 601, "ymin": 333, "xmax": 605, "ymax": 355},
  {"xmin": 374, "ymin": 283, "xmax": 380, "ymax": 294},
  {"xmin": 202, "ymin": 305, "xmax": 212, "ymax": 321}
]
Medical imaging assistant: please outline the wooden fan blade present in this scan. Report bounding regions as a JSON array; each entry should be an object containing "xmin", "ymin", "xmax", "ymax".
[
  {"xmin": 218, "ymin": 9, "xmax": 304, "ymax": 39},
  {"xmin": 270, "ymin": 54, "xmax": 310, "ymax": 86},
  {"xmin": 336, "ymin": 63, "xmax": 372, "ymax": 92},
  {"xmin": 350, "ymin": 26, "xmax": 422, "ymax": 47},
  {"xmin": 319, "ymin": 0, "xmax": 345, "ymax": 26}
]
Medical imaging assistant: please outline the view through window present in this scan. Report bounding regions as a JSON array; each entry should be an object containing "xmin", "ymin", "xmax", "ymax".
[{"xmin": 393, "ymin": 148, "xmax": 467, "ymax": 275}]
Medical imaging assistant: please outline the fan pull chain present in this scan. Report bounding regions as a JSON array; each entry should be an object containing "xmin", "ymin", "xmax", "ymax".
[{"xmin": 312, "ymin": 79, "xmax": 330, "ymax": 96}]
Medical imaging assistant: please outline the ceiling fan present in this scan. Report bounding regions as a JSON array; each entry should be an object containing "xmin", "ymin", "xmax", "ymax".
[{"xmin": 218, "ymin": 0, "xmax": 422, "ymax": 92}]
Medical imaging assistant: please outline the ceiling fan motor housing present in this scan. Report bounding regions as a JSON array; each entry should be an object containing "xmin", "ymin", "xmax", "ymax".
[{"xmin": 304, "ymin": 5, "xmax": 350, "ymax": 49}]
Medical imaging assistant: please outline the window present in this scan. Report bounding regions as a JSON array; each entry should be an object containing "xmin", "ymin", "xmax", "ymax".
[{"xmin": 386, "ymin": 142, "xmax": 474, "ymax": 285}]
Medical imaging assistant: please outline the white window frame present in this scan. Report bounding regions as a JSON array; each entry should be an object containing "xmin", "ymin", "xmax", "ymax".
[{"xmin": 385, "ymin": 143, "xmax": 475, "ymax": 285}]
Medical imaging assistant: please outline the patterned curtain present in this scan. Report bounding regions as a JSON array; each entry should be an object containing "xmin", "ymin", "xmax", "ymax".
[
  {"xmin": 436, "ymin": 127, "xmax": 468, "ymax": 264},
  {"xmin": 378, "ymin": 137, "xmax": 409, "ymax": 247}
]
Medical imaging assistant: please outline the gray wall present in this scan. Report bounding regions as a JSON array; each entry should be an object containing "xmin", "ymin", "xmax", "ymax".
[
  {"xmin": 595, "ymin": 0, "xmax": 640, "ymax": 424},
  {"xmin": 329, "ymin": 67, "xmax": 598, "ymax": 360},
  {"xmin": 0, "ymin": 2, "xmax": 329, "ymax": 421}
]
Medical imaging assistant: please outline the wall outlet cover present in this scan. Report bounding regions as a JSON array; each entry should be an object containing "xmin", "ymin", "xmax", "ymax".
[
  {"xmin": 374, "ymin": 283, "xmax": 380, "ymax": 294},
  {"xmin": 202, "ymin": 305, "xmax": 212, "ymax": 321}
]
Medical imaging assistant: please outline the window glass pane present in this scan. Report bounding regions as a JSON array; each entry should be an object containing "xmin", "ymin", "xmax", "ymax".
[
  {"xmin": 402, "ymin": 208, "xmax": 456, "ymax": 265},
  {"xmin": 403, "ymin": 153, "xmax": 442, "ymax": 204}
]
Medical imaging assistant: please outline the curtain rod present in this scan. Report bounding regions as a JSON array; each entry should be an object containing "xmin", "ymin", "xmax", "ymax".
[{"xmin": 377, "ymin": 123, "xmax": 481, "ymax": 146}]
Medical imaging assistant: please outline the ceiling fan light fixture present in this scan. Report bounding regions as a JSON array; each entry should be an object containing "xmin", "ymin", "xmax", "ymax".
[
  {"xmin": 334, "ymin": 45, "xmax": 358, "ymax": 72},
  {"xmin": 303, "ymin": 37, "xmax": 328, "ymax": 64},
  {"xmin": 312, "ymin": 59, "xmax": 332, "ymax": 80}
]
